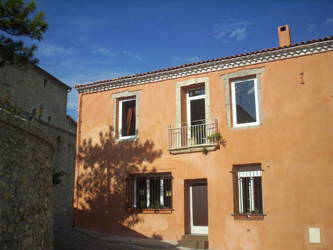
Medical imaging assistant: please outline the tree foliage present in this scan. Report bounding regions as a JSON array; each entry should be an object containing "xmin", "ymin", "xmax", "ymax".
[{"xmin": 0, "ymin": 0, "xmax": 48, "ymax": 66}]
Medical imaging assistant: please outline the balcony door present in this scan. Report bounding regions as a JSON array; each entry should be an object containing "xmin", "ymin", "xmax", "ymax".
[{"xmin": 187, "ymin": 88, "xmax": 206, "ymax": 145}]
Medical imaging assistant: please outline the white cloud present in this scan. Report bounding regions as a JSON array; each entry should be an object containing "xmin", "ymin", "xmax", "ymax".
[
  {"xmin": 325, "ymin": 17, "xmax": 333, "ymax": 25},
  {"xmin": 229, "ymin": 27, "xmax": 247, "ymax": 41},
  {"xmin": 308, "ymin": 24, "xmax": 316, "ymax": 31},
  {"xmin": 123, "ymin": 50, "xmax": 143, "ymax": 61},
  {"xmin": 213, "ymin": 21, "xmax": 250, "ymax": 41},
  {"xmin": 133, "ymin": 55, "xmax": 143, "ymax": 61},
  {"xmin": 60, "ymin": 58, "xmax": 84, "ymax": 69},
  {"xmin": 93, "ymin": 48, "xmax": 115, "ymax": 57},
  {"xmin": 38, "ymin": 44, "xmax": 75, "ymax": 57},
  {"xmin": 173, "ymin": 56, "xmax": 200, "ymax": 63},
  {"xmin": 69, "ymin": 16, "xmax": 106, "ymax": 31}
]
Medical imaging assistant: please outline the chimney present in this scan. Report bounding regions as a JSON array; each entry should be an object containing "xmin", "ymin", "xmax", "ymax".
[{"xmin": 278, "ymin": 25, "xmax": 291, "ymax": 47}]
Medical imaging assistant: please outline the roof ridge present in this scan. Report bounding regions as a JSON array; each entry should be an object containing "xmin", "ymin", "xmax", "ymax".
[{"xmin": 75, "ymin": 35, "xmax": 333, "ymax": 90}]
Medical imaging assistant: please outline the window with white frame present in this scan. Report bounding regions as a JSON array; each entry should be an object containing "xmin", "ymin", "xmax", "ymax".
[
  {"xmin": 127, "ymin": 173, "xmax": 172, "ymax": 210},
  {"xmin": 231, "ymin": 78, "xmax": 259, "ymax": 127},
  {"xmin": 118, "ymin": 98, "xmax": 136, "ymax": 139},
  {"xmin": 233, "ymin": 164, "xmax": 263, "ymax": 215}
]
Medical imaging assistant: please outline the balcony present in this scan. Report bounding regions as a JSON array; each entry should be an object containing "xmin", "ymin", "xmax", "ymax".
[{"xmin": 168, "ymin": 119, "xmax": 220, "ymax": 154}]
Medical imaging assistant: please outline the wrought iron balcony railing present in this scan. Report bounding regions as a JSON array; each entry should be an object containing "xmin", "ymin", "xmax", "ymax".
[{"xmin": 168, "ymin": 119, "xmax": 219, "ymax": 152}]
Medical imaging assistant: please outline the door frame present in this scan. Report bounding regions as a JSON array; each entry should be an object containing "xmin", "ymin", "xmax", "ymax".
[
  {"xmin": 185, "ymin": 179, "xmax": 208, "ymax": 235},
  {"xmin": 186, "ymin": 88, "xmax": 206, "ymax": 128},
  {"xmin": 186, "ymin": 88, "xmax": 206, "ymax": 145}
]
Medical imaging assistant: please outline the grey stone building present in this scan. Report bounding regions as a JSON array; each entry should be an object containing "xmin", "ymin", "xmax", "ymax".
[{"xmin": 0, "ymin": 63, "xmax": 76, "ymax": 217}]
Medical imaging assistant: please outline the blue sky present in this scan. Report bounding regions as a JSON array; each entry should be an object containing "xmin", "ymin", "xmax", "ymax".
[{"xmin": 32, "ymin": 0, "xmax": 333, "ymax": 120}]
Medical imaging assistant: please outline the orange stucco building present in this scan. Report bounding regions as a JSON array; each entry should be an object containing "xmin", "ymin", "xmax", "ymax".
[{"xmin": 74, "ymin": 26, "xmax": 333, "ymax": 250}]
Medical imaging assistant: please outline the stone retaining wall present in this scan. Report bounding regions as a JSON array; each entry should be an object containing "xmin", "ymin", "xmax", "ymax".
[{"xmin": 0, "ymin": 109, "xmax": 54, "ymax": 250}]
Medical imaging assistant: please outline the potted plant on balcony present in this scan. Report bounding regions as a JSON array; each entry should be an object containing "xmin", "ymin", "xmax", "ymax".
[{"xmin": 207, "ymin": 132, "xmax": 222, "ymax": 143}]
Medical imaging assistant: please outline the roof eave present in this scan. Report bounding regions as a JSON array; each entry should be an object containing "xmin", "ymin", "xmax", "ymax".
[{"xmin": 75, "ymin": 36, "xmax": 333, "ymax": 94}]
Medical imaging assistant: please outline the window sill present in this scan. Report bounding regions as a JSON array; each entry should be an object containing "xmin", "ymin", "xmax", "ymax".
[
  {"xmin": 127, "ymin": 208, "xmax": 174, "ymax": 214},
  {"xmin": 116, "ymin": 136, "xmax": 138, "ymax": 142},
  {"xmin": 230, "ymin": 123, "xmax": 262, "ymax": 130},
  {"xmin": 169, "ymin": 144, "xmax": 218, "ymax": 155},
  {"xmin": 232, "ymin": 213, "xmax": 266, "ymax": 220}
]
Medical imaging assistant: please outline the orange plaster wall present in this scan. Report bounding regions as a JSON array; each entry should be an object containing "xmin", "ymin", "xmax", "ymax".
[{"xmin": 74, "ymin": 51, "xmax": 333, "ymax": 250}]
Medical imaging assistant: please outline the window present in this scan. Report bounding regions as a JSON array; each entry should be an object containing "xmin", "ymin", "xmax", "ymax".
[
  {"xmin": 233, "ymin": 164, "xmax": 263, "ymax": 216},
  {"xmin": 223, "ymin": 68, "xmax": 264, "ymax": 129},
  {"xmin": 231, "ymin": 78, "xmax": 259, "ymax": 127},
  {"xmin": 175, "ymin": 77, "xmax": 211, "ymax": 127},
  {"xmin": 112, "ymin": 91, "xmax": 141, "ymax": 140},
  {"xmin": 43, "ymin": 79, "xmax": 48, "ymax": 87},
  {"xmin": 118, "ymin": 98, "xmax": 136, "ymax": 139},
  {"xmin": 127, "ymin": 173, "xmax": 172, "ymax": 211},
  {"xmin": 169, "ymin": 77, "xmax": 219, "ymax": 153}
]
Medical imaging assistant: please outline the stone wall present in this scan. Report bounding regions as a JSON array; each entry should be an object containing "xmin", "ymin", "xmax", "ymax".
[
  {"xmin": 0, "ymin": 109, "xmax": 54, "ymax": 250},
  {"xmin": 0, "ymin": 63, "xmax": 69, "ymax": 128},
  {"xmin": 33, "ymin": 119, "xmax": 76, "ymax": 216},
  {"xmin": 0, "ymin": 63, "xmax": 76, "ymax": 217}
]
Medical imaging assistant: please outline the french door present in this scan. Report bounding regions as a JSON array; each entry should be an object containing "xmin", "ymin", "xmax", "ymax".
[{"xmin": 186, "ymin": 88, "xmax": 206, "ymax": 145}]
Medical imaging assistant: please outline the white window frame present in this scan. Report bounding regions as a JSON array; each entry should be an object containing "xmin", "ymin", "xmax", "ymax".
[
  {"xmin": 237, "ymin": 168, "xmax": 262, "ymax": 214},
  {"xmin": 231, "ymin": 78, "xmax": 260, "ymax": 128},
  {"xmin": 186, "ymin": 88, "xmax": 206, "ymax": 143},
  {"xmin": 186, "ymin": 88, "xmax": 206, "ymax": 127},
  {"xmin": 118, "ymin": 98, "xmax": 136, "ymax": 140},
  {"xmin": 175, "ymin": 77, "xmax": 211, "ymax": 128}
]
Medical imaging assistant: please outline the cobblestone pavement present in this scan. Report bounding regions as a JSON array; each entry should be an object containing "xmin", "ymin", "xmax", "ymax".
[{"xmin": 54, "ymin": 216, "xmax": 179, "ymax": 250}]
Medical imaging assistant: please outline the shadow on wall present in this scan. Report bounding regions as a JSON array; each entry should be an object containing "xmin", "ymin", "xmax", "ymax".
[{"xmin": 75, "ymin": 126, "xmax": 162, "ymax": 238}]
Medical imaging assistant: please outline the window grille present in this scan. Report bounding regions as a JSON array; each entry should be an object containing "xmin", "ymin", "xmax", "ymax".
[
  {"xmin": 233, "ymin": 165, "xmax": 263, "ymax": 215},
  {"xmin": 127, "ymin": 173, "xmax": 173, "ymax": 210}
]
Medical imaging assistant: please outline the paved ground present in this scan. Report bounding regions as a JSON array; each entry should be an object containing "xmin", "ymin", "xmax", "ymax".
[{"xmin": 54, "ymin": 215, "xmax": 182, "ymax": 250}]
